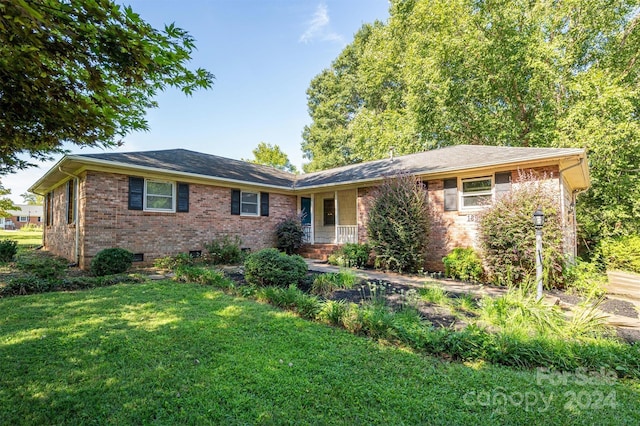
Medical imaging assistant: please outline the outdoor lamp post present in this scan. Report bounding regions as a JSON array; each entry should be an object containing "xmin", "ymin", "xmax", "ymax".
[{"xmin": 533, "ymin": 207, "xmax": 545, "ymax": 301}]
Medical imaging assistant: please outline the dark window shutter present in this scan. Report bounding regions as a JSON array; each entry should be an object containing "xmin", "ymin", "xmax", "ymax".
[
  {"xmin": 128, "ymin": 177, "xmax": 144, "ymax": 210},
  {"xmin": 443, "ymin": 178, "xmax": 458, "ymax": 211},
  {"xmin": 260, "ymin": 192, "xmax": 269, "ymax": 217},
  {"xmin": 495, "ymin": 172, "xmax": 512, "ymax": 198},
  {"xmin": 177, "ymin": 183, "xmax": 189, "ymax": 212},
  {"xmin": 231, "ymin": 189, "xmax": 241, "ymax": 215}
]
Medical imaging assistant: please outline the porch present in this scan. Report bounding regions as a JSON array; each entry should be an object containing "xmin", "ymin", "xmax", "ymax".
[{"xmin": 299, "ymin": 189, "xmax": 359, "ymax": 245}]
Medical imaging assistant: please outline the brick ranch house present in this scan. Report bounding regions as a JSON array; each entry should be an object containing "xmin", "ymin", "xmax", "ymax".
[
  {"xmin": 0, "ymin": 204, "xmax": 43, "ymax": 230},
  {"xmin": 29, "ymin": 145, "xmax": 590, "ymax": 270}
]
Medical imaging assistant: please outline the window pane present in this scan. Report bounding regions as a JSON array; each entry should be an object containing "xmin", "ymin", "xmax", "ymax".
[
  {"xmin": 463, "ymin": 195, "xmax": 491, "ymax": 207},
  {"xmin": 462, "ymin": 179, "xmax": 491, "ymax": 193},
  {"xmin": 241, "ymin": 203, "xmax": 258, "ymax": 214},
  {"xmin": 147, "ymin": 181, "xmax": 173, "ymax": 196},
  {"xmin": 240, "ymin": 192, "xmax": 259, "ymax": 215},
  {"xmin": 147, "ymin": 195, "xmax": 173, "ymax": 210},
  {"xmin": 241, "ymin": 192, "xmax": 258, "ymax": 203}
]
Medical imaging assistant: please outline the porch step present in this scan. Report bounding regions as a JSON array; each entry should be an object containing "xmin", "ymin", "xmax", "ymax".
[{"xmin": 298, "ymin": 244, "xmax": 340, "ymax": 261}]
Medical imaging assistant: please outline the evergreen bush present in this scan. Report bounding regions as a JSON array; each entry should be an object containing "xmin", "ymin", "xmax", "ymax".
[
  {"xmin": 275, "ymin": 215, "xmax": 305, "ymax": 254},
  {"xmin": 244, "ymin": 248, "xmax": 307, "ymax": 287},
  {"xmin": 90, "ymin": 248, "xmax": 133, "ymax": 276},
  {"xmin": 204, "ymin": 235, "xmax": 243, "ymax": 264},
  {"xmin": 366, "ymin": 174, "xmax": 431, "ymax": 273},
  {"xmin": 442, "ymin": 247, "xmax": 484, "ymax": 282},
  {"xmin": 0, "ymin": 239, "xmax": 18, "ymax": 262}
]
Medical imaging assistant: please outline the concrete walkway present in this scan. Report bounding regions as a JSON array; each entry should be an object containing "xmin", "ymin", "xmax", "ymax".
[{"xmin": 304, "ymin": 259, "xmax": 640, "ymax": 331}]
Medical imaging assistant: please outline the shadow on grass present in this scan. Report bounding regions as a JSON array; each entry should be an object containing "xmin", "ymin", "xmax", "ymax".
[{"xmin": 0, "ymin": 282, "xmax": 638, "ymax": 425}]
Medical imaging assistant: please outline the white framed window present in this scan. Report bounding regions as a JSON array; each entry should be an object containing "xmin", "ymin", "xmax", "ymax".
[
  {"xmin": 240, "ymin": 191, "xmax": 259, "ymax": 216},
  {"xmin": 144, "ymin": 180, "xmax": 175, "ymax": 212},
  {"xmin": 18, "ymin": 216, "xmax": 28, "ymax": 222},
  {"xmin": 461, "ymin": 177, "xmax": 492, "ymax": 209}
]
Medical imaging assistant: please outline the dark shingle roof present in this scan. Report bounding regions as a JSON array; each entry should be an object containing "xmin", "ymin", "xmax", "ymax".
[
  {"xmin": 79, "ymin": 149, "xmax": 296, "ymax": 188},
  {"xmin": 295, "ymin": 145, "xmax": 584, "ymax": 188},
  {"xmin": 69, "ymin": 145, "xmax": 584, "ymax": 190}
]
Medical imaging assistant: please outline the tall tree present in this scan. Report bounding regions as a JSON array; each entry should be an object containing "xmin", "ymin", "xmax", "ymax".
[
  {"xmin": 0, "ymin": 0, "xmax": 214, "ymax": 174},
  {"xmin": 0, "ymin": 181, "xmax": 18, "ymax": 217},
  {"xmin": 302, "ymin": 0, "xmax": 640, "ymax": 250},
  {"xmin": 20, "ymin": 192, "xmax": 44, "ymax": 205},
  {"xmin": 245, "ymin": 142, "xmax": 298, "ymax": 173}
]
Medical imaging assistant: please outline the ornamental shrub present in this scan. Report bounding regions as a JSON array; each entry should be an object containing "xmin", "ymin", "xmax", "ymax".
[
  {"xmin": 244, "ymin": 248, "xmax": 307, "ymax": 287},
  {"xmin": 204, "ymin": 235, "xmax": 243, "ymax": 264},
  {"xmin": 442, "ymin": 247, "xmax": 484, "ymax": 282},
  {"xmin": 275, "ymin": 215, "xmax": 305, "ymax": 254},
  {"xmin": 599, "ymin": 235, "xmax": 640, "ymax": 274},
  {"xmin": 366, "ymin": 174, "xmax": 431, "ymax": 273},
  {"xmin": 90, "ymin": 248, "xmax": 133, "ymax": 276},
  {"xmin": 16, "ymin": 253, "xmax": 67, "ymax": 279},
  {"xmin": 477, "ymin": 171, "xmax": 566, "ymax": 288},
  {"xmin": 0, "ymin": 239, "xmax": 18, "ymax": 262},
  {"xmin": 328, "ymin": 243, "xmax": 372, "ymax": 268}
]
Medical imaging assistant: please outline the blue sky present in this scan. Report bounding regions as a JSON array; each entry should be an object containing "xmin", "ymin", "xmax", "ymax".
[{"xmin": 6, "ymin": 0, "xmax": 390, "ymax": 202}]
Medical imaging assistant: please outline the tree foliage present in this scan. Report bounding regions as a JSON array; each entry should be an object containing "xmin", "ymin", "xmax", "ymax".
[
  {"xmin": 0, "ymin": 181, "xmax": 18, "ymax": 217},
  {"xmin": 0, "ymin": 0, "xmax": 214, "ymax": 173},
  {"xmin": 366, "ymin": 174, "xmax": 430, "ymax": 273},
  {"xmin": 302, "ymin": 0, "xmax": 640, "ymax": 250},
  {"xmin": 20, "ymin": 192, "xmax": 43, "ymax": 205},
  {"xmin": 245, "ymin": 142, "xmax": 297, "ymax": 173}
]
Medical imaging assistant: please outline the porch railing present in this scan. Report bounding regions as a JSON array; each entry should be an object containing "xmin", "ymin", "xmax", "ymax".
[
  {"xmin": 336, "ymin": 225, "xmax": 358, "ymax": 244},
  {"xmin": 302, "ymin": 224, "xmax": 312, "ymax": 244}
]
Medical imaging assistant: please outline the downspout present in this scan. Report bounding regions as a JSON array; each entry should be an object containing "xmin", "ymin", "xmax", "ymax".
[{"xmin": 58, "ymin": 167, "xmax": 80, "ymax": 266}]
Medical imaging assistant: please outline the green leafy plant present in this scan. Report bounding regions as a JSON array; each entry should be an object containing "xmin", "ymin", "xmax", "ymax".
[
  {"xmin": 153, "ymin": 252, "xmax": 194, "ymax": 270},
  {"xmin": 318, "ymin": 299, "xmax": 349, "ymax": 326},
  {"xmin": 173, "ymin": 265, "xmax": 233, "ymax": 289},
  {"xmin": 256, "ymin": 285, "xmax": 321, "ymax": 319},
  {"xmin": 16, "ymin": 253, "xmax": 67, "ymax": 279},
  {"xmin": 442, "ymin": 247, "xmax": 484, "ymax": 282},
  {"xmin": 0, "ymin": 239, "xmax": 18, "ymax": 262},
  {"xmin": 478, "ymin": 171, "xmax": 566, "ymax": 288},
  {"xmin": 328, "ymin": 243, "xmax": 371, "ymax": 268},
  {"xmin": 204, "ymin": 235, "xmax": 244, "ymax": 265},
  {"xmin": 19, "ymin": 223, "xmax": 42, "ymax": 232},
  {"xmin": 90, "ymin": 248, "xmax": 133, "ymax": 276},
  {"xmin": 563, "ymin": 259, "xmax": 606, "ymax": 299},
  {"xmin": 244, "ymin": 248, "xmax": 308, "ymax": 287},
  {"xmin": 275, "ymin": 215, "xmax": 305, "ymax": 255},
  {"xmin": 599, "ymin": 235, "xmax": 640, "ymax": 274},
  {"xmin": 366, "ymin": 174, "xmax": 431, "ymax": 273},
  {"xmin": 311, "ymin": 270, "xmax": 358, "ymax": 296}
]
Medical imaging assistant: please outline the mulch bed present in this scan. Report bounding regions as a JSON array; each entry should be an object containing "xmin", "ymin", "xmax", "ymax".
[{"xmin": 223, "ymin": 269, "xmax": 640, "ymax": 342}]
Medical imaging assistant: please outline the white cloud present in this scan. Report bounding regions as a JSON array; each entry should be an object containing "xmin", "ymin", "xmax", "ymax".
[{"xmin": 299, "ymin": 3, "xmax": 344, "ymax": 44}]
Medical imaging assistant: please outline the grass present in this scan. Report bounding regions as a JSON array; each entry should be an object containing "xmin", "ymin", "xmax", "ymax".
[
  {"xmin": 1, "ymin": 281, "xmax": 639, "ymax": 425},
  {"xmin": 0, "ymin": 229, "xmax": 42, "ymax": 248}
]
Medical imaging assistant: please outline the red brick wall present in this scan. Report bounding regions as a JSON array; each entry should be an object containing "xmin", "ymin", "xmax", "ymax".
[
  {"xmin": 43, "ymin": 177, "xmax": 80, "ymax": 262},
  {"xmin": 355, "ymin": 166, "xmax": 562, "ymax": 272},
  {"xmin": 76, "ymin": 171, "xmax": 296, "ymax": 268},
  {"xmin": 7, "ymin": 216, "xmax": 41, "ymax": 230},
  {"xmin": 42, "ymin": 171, "xmax": 296, "ymax": 268}
]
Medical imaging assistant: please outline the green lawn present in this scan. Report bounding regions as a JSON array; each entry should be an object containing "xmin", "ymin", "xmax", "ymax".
[
  {"xmin": 1, "ymin": 281, "xmax": 638, "ymax": 425},
  {"xmin": 0, "ymin": 229, "xmax": 42, "ymax": 248}
]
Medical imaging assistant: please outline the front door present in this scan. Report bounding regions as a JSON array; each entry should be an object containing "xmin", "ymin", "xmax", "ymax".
[{"xmin": 301, "ymin": 197, "xmax": 312, "ymax": 243}]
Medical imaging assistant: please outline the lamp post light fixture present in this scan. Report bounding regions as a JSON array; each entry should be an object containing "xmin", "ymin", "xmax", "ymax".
[{"xmin": 533, "ymin": 207, "xmax": 545, "ymax": 301}]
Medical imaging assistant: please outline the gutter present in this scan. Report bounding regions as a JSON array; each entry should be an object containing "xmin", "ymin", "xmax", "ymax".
[{"xmin": 57, "ymin": 167, "xmax": 80, "ymax": 265}]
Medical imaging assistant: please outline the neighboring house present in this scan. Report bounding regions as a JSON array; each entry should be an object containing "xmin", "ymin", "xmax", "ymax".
[
  {"xmin": 1, "ymin": 204, "xmax": 43, "ymax": 230},
  {"xmin": 29, "ymin": 145, "xmax": 589, "ymax": 270}
]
